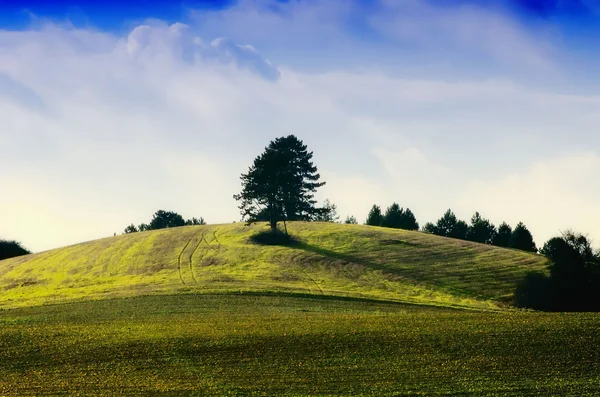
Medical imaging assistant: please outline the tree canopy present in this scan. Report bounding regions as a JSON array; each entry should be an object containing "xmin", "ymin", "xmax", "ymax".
[{"xmin": 233, "ymin": 135, "xmax": 325, "ymax": 233}]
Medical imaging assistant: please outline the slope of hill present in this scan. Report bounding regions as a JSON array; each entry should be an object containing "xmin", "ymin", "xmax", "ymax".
[{"xmin": 0, "ymin": 222, "xmax": 547, "ymax": 309}]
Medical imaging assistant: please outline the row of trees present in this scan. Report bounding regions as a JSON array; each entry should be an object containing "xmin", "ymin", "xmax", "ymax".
[
  {"xmin": 365, "ymin": 204, "xmax": 419, "ymax": 230},
  {"xmin": 362, "ymin": 206, "xmax": 537, "ymax": 253},
  {"xmin": 124, "ymin": 210, "xmax": 206, "ymax": 234}
]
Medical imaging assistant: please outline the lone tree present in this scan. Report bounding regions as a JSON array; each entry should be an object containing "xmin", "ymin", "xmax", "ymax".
[
  {"xmin": 233, "ymin": 135, "xmax": 325, "ymax": 234},
  {"xmin": 313, "ymin": 199, "xmax": 340, "ymax": 222}
]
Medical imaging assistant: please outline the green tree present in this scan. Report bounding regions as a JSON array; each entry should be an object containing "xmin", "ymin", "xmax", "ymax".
[
  {"xmin": 432, "ymin": 209, "xmax": 468, "ymax": 239},
  {"xmin": 422, "ymin": 222, "xmax": 437, "ymax": 234},
  {"xmin": 313, "ymin": 199, "xmax": 340, "ymax": 222},
  {"xmin": 509, "ymin": 222, "xmax": 537, "ymax": 252},
  {"xmin": 233, "ymin": 135, "xmax": 325, "ymax": 233},
  {"xmin": 466, "ymin": 212, "xmax": 496, "ymax": 244},
  {"xmin": 365, "ymin": 205, "xmax": 383, "ymax": 226},
  {"xmin": 0, "ymin": 240, "xmax": 31, "ymax": 261},
  {"xmin": 344, "ymin": 215, "xmax": 358, "ymax": 224},
  {"xmin": 493, "ymin": 222, "xmax": 512, "ymax": 247},
  {"xmin": 148, "ymin": 210, "xmax": 186, "ymax": 230},
  {"xmin": 185, "ymin": 217, "xmax": 206, "ymax": 226},
  {"xmin": 382, "ymin": 203, "xmax": 404, "ymax": 228},
  {"xmin": 399, "ymin": 208, "xmax": 419, "ymax": 231},
  {"xmin": 123, "ymin": 224, "xmax": 138, "ymax": 234}
]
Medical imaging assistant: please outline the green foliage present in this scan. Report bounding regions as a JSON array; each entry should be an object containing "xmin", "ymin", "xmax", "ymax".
[
  {"xmin": 365, "ymin": 204, "xmax": 383, "ymax": 226},
  {"xmin": 0, "ymin": 240, "xmax": 30, "ymax": 261},
  {"xmin": 344, "ymin": 215, "xmax": 358, "ymax": 224},
  {"xmin": 509, "ymin": 222, "xmax": 537, "ymax": 253},
  {"xmin": 312, "ymin": 199, "xmax": 339, "ymax": 222},
  {"xmin": 493, "ymin": 222, "xmax": 512, "ymax": 248},
  {"xmin": 466, "ymin": 212, "xmax": 496, "ymax": 245},
  {"xmin": 428, "ymin": 209, "xmax": 468, "ymax": 239},
  {"xmin": 381, "ymin": 203, "xmax": 419, "ymax": 230},
  {"xmin": 185, "ymin": 217, "xmax": 206, "ymax": 226},
  {"xmin": 149, "ymin": 210, "xmax": 185, "ymax": 230},
  {"xmin": 516, "ymin": 231, "xmax": 599, "ymax": 311},
  {"xmin": 234, "ymin": 135, "xmax": 325, "ymax": 232},
  {"xmin": 123, "ymin": 224, "xmax": 138, "ymax": 234},
  {"xmin": 0, "ymin": 294, "xmax": 599, "ymax": 396},
  {"xmin": 123, "ymin": 211, "xmax": 205, "ymax": 234}
]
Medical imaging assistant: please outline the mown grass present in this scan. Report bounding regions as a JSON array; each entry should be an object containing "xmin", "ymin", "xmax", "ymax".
[
  {"xmin": 0, "ymin": 293, "xmax": 598, "ymax": 396},
  {"xmin": 0, "ymin": 222, "xmax": 548, "ymax": 310}
]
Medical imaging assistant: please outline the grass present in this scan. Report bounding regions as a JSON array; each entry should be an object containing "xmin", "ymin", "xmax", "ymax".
[
  {"xmin": 1, "ymin": 293, "xmax": 599, "ymax": 396},
  {"xmin": 0, "ymin": 222, "xmax": 548, "ymax": 310}
]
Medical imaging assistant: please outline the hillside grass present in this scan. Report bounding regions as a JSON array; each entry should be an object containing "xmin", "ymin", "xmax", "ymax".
[
  {"xmin": 1, "ymin": 294, "xmax": 598, "ymax": 396},
  {"xmin": 0, "ymin": 222, "xmax": 547, "ymax": 310}
]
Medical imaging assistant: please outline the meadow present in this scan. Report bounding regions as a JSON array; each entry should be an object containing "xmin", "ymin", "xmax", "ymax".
[{"xmin": 1, "ymin": 293, "xmax": 599, "ymax": 396}]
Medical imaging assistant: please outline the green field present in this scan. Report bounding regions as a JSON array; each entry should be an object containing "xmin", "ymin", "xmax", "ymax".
[
  {"xmin": 1, "ymin": 222, "xmax": 598, "ymax": 396},
  {"xmin": 1, "ymin": 294, "xmax": 599, "ymax": 396}
]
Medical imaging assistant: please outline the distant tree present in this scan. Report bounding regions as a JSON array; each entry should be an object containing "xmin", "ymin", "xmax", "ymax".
[
  {"xmin": 233, "ymin": 135, "xmax": 325, "ymax": 234},
  {"xmin": 344, "ymin": 215, "xmax": 358, "ymax": 225},
  {"xmin": 382, "ymin": 203, "xmax": 404, "ymax": 229},
  {"xmin": 509, "ymin": 222, "xmax": 537, "ymax": 252},
  {"xmin": 365, "ymin": 205, "xmax": 384, "ymax": 226},
  {"xmin": 138, "ymin": 223, "xmax": 150, "ymax": 232},
  {"xmin": 313, "ymin": 199, "xmax": 340, "ymax": 222},
  {"xmin": 0, "ymin": 240, "xmax": 31, "ymax": 261},
  {"xmin": 124, "ymin": 224, "xmax": 138, "ymax": 234},
  {"xmin": 185, "ymin": 217, "xmax": 206, "ymax": 226},
  {"xmin": 493, "ymin": 222, "xmax": 512, "ymax": 248},
  {"xmin": 422, "ymin": 222, "xmax": 438, "ymax": 234},
  {"xmin": 399, "ymin": 208, "xmax": 419, "ymax": 231},
  {"xmin": 466, "ymin": 212, "xmax": 496, "ymax": 244},
  {"xmin": 148, "ymin": 210, "xmax": 186, "ymax": 230},
  {"xmin": 432, "ymin": 209, "xmax": 468, "ymax": 239}
]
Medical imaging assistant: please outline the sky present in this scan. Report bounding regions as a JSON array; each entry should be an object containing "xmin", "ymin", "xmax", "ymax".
[{"xmin": 3, "ymin": 0, "xmax": 600, "ymax": 252}]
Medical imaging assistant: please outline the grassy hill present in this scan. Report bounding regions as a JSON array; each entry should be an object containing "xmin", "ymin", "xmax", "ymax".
[
  {"xmin": 2, "ymin": 222, "xmax": 599, "ymax": 396},
  {"xmin": 0, "ymin": 222, "xmax": 547, "ymax": 310}
]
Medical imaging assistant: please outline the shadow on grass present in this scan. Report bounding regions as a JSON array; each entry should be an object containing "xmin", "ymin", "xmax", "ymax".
[{"xmin": 249, "ymin": 230, "xmax": 300, "ymax": 246}]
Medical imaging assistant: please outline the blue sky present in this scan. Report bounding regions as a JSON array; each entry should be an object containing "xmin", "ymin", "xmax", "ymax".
[{"xmin": 2, "ymin": 0, "xmax": 600, "ymax": 251}]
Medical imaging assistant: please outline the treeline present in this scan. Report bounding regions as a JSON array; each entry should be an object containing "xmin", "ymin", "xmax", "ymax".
[
  {"xmin": 0, "ymin": 240, "xmax": 31, "ymax": 261},
  {"xmin": 362, "ymin": 206, "xmax": 536, "ymax": 253},
  {"xmin": 124, "ymin": 210, "xmax": 205, "ymax": 234}
]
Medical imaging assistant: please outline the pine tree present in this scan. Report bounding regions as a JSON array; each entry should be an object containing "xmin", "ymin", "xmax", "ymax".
[
  {"xmin": 365, "ymin": 205, "xmax": 384, "ymax": 226},
  {"xmin": 233, "ymin": 135, "xmax": 325, "ymax": 233}
]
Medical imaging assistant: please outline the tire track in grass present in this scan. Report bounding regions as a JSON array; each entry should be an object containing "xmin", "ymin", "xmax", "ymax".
[
  {"xmin": 177, "ymin": 230, "xmax": 202, "ymax": 285},
  {"xmin": 187, "ymin": 232, "xmax": 205, "ymax": 285}
]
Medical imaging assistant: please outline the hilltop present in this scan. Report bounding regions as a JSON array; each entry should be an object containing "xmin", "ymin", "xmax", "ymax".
[{"xmin": 0, "ymin": 222, "xmax": 546, "ymax": 310}]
